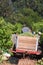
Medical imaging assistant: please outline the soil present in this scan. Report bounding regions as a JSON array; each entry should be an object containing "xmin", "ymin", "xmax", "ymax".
[{"xmin": 0, "ymin": 56, "xmax": 37, "ymax": 65}]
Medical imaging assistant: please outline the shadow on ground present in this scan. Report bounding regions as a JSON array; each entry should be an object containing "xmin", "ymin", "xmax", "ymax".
[
  {"xmin": 8, "ymin": 54, "xmax": 24, "ymax": 64},
  {"xmin": 8, "ymin": 56, "xmax": 19, "ymax": 65},
  {"xmin": 7, "ymin": 54, "xmax": 43, "ymax": 65}
]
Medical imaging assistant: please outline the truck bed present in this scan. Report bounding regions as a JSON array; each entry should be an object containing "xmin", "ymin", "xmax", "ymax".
[
  {"xmin": 12, "ymin": 35, "xmax": 41, "ymax": 55},
  {"xmin": 16, "ymin": 36, "xmax": 37, "ymax": 51}
]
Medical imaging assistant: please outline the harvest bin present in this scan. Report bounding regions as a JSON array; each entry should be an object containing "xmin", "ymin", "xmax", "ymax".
[{"xmin": 11, "ymin": 35, "xmax": 41, "ymax": 55}]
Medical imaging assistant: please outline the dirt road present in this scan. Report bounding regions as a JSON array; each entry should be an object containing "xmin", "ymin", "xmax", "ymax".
[
  {"xmin": 18, "ymin": 58, "xmax": 36, "ymax": 65},
  {"xmin": 0, "ymin": 56, "xmax": 37, "ymax": 65}
]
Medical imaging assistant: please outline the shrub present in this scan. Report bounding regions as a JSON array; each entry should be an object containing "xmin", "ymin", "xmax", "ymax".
[
  {"xmin": 39, "ymin": 33, "xmax": 43, "ymax": 52},
  {"xmin": 0, "ymin": 17, "xmax": 22, "ymax": 51},
  {"xmin": 40, "ymin": 33, "xmax": 43, "ymax": 44},
  {"xmin": 32, "ymin": 22, "xmax": 43, "ymax": 33},
  {"xmin": 14, "ymin": 23, "xmax": 22, "ymax": 34},
  {"xmin": 0, "ymin": 17, "xmax": 22, "ymax": 52},
  {"xmin": 0, "ymin": 17, "xmax": 13, "ymax": 51}
]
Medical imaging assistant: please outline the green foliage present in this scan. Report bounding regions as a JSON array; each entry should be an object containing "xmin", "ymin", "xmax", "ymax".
[
  {"xmin": 0, "ymin": 0, "xmax": 13, "ymax": 17},
  {"xmin": 0, "ymin": 17, "xmax": 22, "ymax": 51},
  {"xmin": 0, "ymin": 17, "xmax": 12, "ymax": 51},
  {"xmin": 13, "ymin": 0, "xmax": 43, "ymax": 17},
  {"xmin": 14, "ymin": 23, "xmax": 22, "ymax": 33},
  {"xmin": 11, "ymin": 7, "xmax": 42, "ymax": 29},
  {"xmin": 0, "ymin": 0, "xmax": 43, "ymax": 52},
  {"xmin": 32, "ymin": 22, "xmax": 43, "ymax": 33},
  {"xmin": 40, "ymin": 33, "xmax": 43, "ymax": 44},
  {"xmin": 0, "ymin": 0, "xmax": 43, "ymax": 31},
  {"xmin": 20, "ymin": 32, "xmax": 34, "ymax": 37},
  {"xmin": 39, "ymin": 33, "xmax": 43, "ymax": 52}
]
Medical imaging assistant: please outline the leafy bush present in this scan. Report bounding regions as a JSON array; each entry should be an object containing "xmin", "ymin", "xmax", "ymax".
[
  {"xmin": 32, "ymin": 22, "xmax": 43, "ymax": 33},
  {"xmin": 39, "ymin": 33, "xmax": 43, "ymax": 52},
  {"xmin": 0, "ymin": 17, "xmax": 13, "ymax": 51},
  {"xmin": 14, "ymin": 23, "xmax": 22, "ymax": 34},
  {"xmin": 40, "ymin": 33, "xmax": 43, "ymax": 44},
  {"xmin": 0, "ymin": 17, "xmax": 22, "ymax": 51}
]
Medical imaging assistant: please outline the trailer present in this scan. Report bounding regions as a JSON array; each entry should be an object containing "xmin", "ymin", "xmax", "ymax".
[{"xmin": 11, "ymin": 35, "xmax": 41, "ymax": 55}]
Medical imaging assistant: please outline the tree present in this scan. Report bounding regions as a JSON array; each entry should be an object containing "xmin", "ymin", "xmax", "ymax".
[{"xmin": 0, "ymin": 0, "xmax": 13, "ymax": 17}]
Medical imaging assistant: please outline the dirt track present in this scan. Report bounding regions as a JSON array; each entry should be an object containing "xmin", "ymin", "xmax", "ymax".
[
  {"xmin": 0, "ymin": 56, "xmax": 37, "ymax": 65},
  {"xmin": 18, "ymin": 58, "xmax": 36, "ymax": 65}
]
